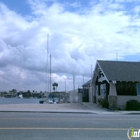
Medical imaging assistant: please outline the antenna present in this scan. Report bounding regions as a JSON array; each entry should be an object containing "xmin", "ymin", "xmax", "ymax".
[
  {"xmin": 116, "ymin": 52, "xmax": 118, "ymax": 61},
  {"xmin": 47, "ymin": 34, "xmax": 49, "ymax": 54}
]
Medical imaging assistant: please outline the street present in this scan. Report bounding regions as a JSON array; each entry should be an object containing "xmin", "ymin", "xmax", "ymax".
[{"xmin": 0, "ymin": 112, "xmax": 139, "ymax": 140}]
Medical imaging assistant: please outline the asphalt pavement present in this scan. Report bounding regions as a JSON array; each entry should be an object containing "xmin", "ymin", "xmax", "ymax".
[{"xmin": 0, "ymin": 112, "xmax": 139, "ymax": 140}]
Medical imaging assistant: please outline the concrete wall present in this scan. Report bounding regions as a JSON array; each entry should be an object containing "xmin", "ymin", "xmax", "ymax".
[
  {"xmin": 117, "ymin": 96, "xmax": 140, "ymax": 109},
  {"xmin": 68, "ymin": 89, "xmax": 79, "ymax": 103},
  {"xmin": 78, "ymin": 92, "xmax": 82, "ymax": 103}
]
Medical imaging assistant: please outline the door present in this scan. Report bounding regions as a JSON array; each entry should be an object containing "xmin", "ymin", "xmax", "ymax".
[{"xmin": 82, "ymin": 89, "xmax": 89, "ymax": 102}]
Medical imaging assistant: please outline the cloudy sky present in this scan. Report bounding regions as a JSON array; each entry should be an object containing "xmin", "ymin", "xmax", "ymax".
[{"xmin": 0, "ymin": 0, "xmax": 140, "ymax": 92}]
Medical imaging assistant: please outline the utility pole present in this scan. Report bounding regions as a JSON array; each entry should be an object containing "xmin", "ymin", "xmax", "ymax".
[
  {"xmin": 91, "ymin": 64, "xmax": 93, "ymax": 102},
  {"xmin": 83, "ymin": 74, "xmax": 84, "ymax": 84},
  {"xmin": 50, "ymin": 54, "xmax": 51, "ymax": 98},
  {"xmin": 91, "ymin": 65, "xmax": 92, "ymax": 79},
  {"xmin": 65, "ymin": 78, "xmax": 66, "ymax": 93},
  {"xmin": 73, "ymin": 74, "xmax": 75, "ymax": 91},
  {"xmin": 47, "ymin": 34, "xmax": 49, "ymax": 93}
]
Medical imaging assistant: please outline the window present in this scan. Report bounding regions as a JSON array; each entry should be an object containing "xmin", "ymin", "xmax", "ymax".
[
  {"xmin": 96, "ymin": 86, "xmax": 98, "ymax": 96},
  {"xmin": 100, "ymin": 84, "xmax": 106, "ymax": 96},
  {"xmin": 137, "ymin": 84, "xmax": 140, "ymax": 96}
]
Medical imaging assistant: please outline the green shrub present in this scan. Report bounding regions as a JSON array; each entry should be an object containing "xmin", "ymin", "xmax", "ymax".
[
  {"xmin": 126, "ymin": 100, "xmax": 140, "ymax": 110},
  {"xmin": 98, "ymin": 98, "xmax": 109, "ymax": 109},
  {"xmin": 98, "ymin": 98, "xmax": 103, "ymax": 105}
]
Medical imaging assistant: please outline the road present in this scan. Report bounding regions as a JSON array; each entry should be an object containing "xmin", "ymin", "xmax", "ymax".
[{"xmin": 0, "ymin": 112, "xmax": 139, "ymax": 140}]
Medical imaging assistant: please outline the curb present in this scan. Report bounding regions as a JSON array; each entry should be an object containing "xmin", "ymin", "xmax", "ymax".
[
  {"xmin": 1, "ymin": 110, "xmax": 140, "ymax": 115},
  {"xmin": 0, "ymin": 110, "xmax": 95, "ymax": 114},
  {"xmin": 122, "ymin": 113, "xmax": 140, "ymax": 115}
]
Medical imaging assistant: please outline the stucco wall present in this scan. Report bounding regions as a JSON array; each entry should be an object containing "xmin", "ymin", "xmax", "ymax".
[
  {"xmin": 117, "ymin": 96, "xmax": 140, "ymax": 109},
  {"xmin": 109, "ymin": 82, "xmax": 117, "ymax": 95},
  {"xmin": 68, "ymin": 89, "xmax": 79, "ymax": 103}
]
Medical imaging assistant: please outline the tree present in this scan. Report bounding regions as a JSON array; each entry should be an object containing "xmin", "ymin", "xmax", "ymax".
[
  {"xmin": 55, "ymin": 83, "xmax": 58, "ymax": 91},
  {"xmin": 10, "ymin": 89, "xmax": 17, "ymax": 93},
  {"xmin": 1, "ymin": 91, "xmax": 7, "ymax": 97},
  {"xmin": 9, "ymin": 89, "xmax": 17, "ymax": 97},
  {"xmin": 27, "ymin": 90, "xmax": 31, "ymax": 97},
  {"xmin": 52, "ymin": 83, "xmax": 58, "ymax": 92}
]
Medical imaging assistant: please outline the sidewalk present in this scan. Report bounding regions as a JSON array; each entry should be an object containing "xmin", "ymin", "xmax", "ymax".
[
  {"xmin": 0, "ymin": 102, "xmax": 140, "ymax": 114},
  {"xmin": 82, "ymin": 102, "xmax": 140, "ymax": 115},
  {"xmin": 0, "ymin": 102, "xmax": 110, "ymax": 114},
  {"xmin": 0, "ymin": 103, "xmax": 91, "ymax": 113}
]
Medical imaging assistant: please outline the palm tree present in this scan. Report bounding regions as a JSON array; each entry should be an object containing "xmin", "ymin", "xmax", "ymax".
[
  {"xmin": 52, "ymin": 83, "xmax": 56, "ymax": 92},
  {"xmin": 55, "ymin": 83, "xmax": 58, "ymax": 91},
  {"xmin": 27, "ymin": 90, "xmax": 31, "ymax": 97},
  {"xmin": 52, "ymin": 83, "xmax": 58, "ymax": 92}
]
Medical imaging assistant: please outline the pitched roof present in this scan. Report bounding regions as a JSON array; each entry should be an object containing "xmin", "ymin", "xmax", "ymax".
[
  {"xmin": 82, "ymin": 79, "xmax": 91, "ymax": 87},
  {"xmin": 97, "ymin": 60, "xmax": 140, "ymax": 82}
]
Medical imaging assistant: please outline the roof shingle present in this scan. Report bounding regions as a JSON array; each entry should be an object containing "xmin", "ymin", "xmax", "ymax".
[{"xmin": 97, "ymin": 60, "xmax": 140, "ymax": 82}]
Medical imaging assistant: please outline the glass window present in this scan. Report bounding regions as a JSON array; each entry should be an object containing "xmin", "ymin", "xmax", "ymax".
[
  {"xmin": 137, "ymin": 84, "xmax": 140, "ymax": 96},
  {"xmin": 100, "ymin": 84, "xmax": 106, "ymax": 96},
  {"xmin": 96, "ymin": 86, "xmax": 98, "ymax": 95}
]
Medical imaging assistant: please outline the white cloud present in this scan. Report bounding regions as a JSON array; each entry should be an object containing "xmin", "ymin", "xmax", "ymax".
[{"xmin": 0, "ymin": 0, "xmax": 140, "ymax": 91}]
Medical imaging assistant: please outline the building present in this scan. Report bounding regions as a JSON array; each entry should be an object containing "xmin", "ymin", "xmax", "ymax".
[
  {"xmin": 82, "ymin": 80, "xmax": 91, "ymax": 102},
  {"xmin": 90, "ymin": 60, "xmax": 140, "ymax": 109},
  {"xmin": 68, "ymin": 89, "xmax": 79, "ymax": 103}
]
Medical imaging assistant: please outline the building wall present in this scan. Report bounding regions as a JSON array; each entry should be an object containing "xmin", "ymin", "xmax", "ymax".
[
  {"xmin": 117, "ymin": 96, "xmax": 140, "ymax": 109},
  {"xmin": 82, "ymin": 88, "xmax": 89, "ymax": 102},
  {"xmin": 68, "ymin": 89, "xmax": 79, "ymax": 103},
  {"xmin": 89, "ymin": 87, "xmax": 93, "ymax": 102},
  {"xmin": 78, "ymin": 92, "xmax": 82, "ymax": 103},
  {"xmin": 109, "ymin": 82, "xmax": 117, "ymax": 95}
]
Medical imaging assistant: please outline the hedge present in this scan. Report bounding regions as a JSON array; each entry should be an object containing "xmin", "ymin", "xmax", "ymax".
[{"xmin": 126, "ymin": 100, "xmax": 140, "ymax": 111}]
